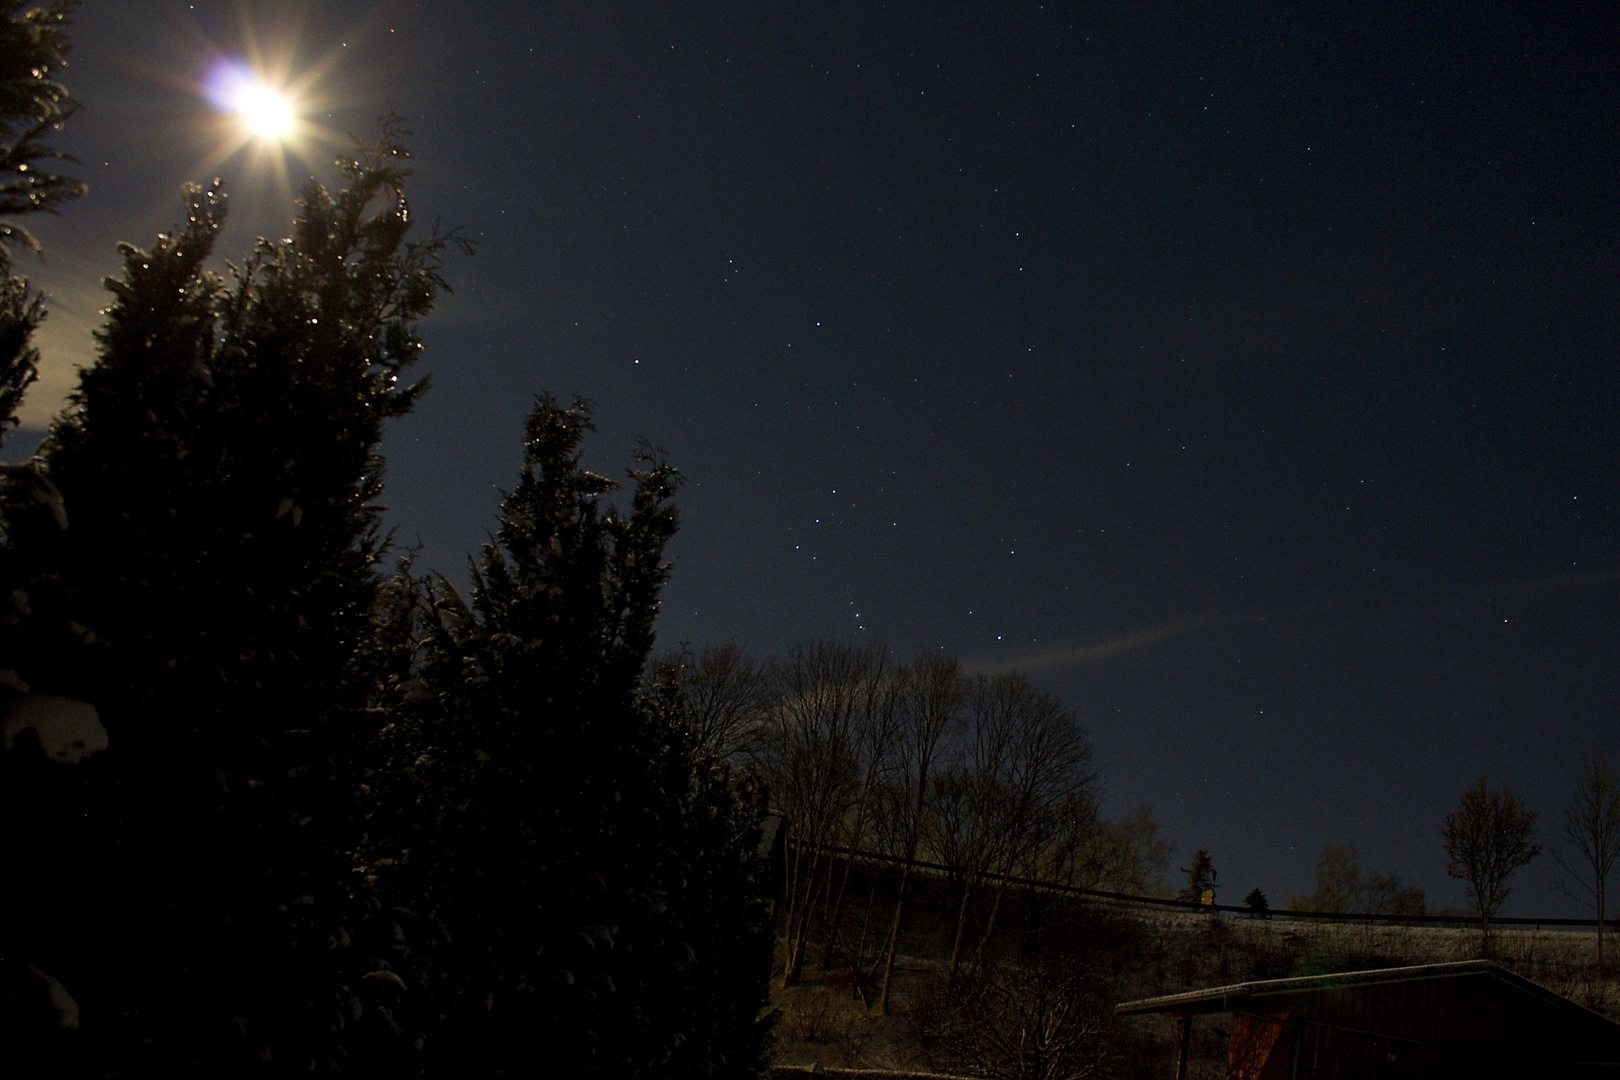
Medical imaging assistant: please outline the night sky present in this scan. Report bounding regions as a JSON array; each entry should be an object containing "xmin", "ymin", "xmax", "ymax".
[{"xmin": 8, "ymin": 1, "xmax": 1617, "ymax": 917}]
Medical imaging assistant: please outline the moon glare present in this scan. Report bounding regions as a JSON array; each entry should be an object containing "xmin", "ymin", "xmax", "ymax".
[
  {"xmin": 237, "ymin": 84, "xmax": 293, "ymax": 139},
  {"xmin": 205, "ymin": 60, "xmax": 297, "ymax": 142}
]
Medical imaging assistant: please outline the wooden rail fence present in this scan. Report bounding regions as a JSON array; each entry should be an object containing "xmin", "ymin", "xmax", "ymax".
[{"xmin": 786, "ymin": 838, "xmax": 1620, "ymax": 932}]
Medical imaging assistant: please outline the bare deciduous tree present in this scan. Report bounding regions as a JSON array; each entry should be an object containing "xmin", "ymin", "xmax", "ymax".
[
  {"xmin": 1085, "ymin": 805, "xmax": 1173, "ymax": 896},
  {"xmin": 1552, "ymin": 749, "xmax": 1620, "ymax": 969},
  {"xmin": 931, "ymin": 684, "xmax": 1015, "ymax": 978},
  {"xmin": 921, "ymin": 912, "xmax": 1134, "ymax": 1080},
  {"xmin": 817, "ymin": 645, "xmax": 901, "ymax": 970},
  {"xmin": 761, "ymin": 638, "xmax": 892, "ymax": 986},
  {"xmin": 944, "ymin": 672, "xmax": 1097, "ymax": 977},
  {"xmin": 1285, "ymin": 841, "xmax": 1425, "ymax": 919},
  {"xmin": 665, "ymin": 640, "xmax": 772, "ymax": 763},
  {"xmin": 874, "ymin": 650, "xmax": 965, "ymax": 1012},
  {"xmin": 927, "ymin": 960, "xmax": 1117, "ymax": 1080},
  {"xmin": 1362, "ymin": 871, "xmax": 1427, "ymax": 919},
  {"xmin": 1288, "ymin": 841, "xmax": 1363, "ymax": 915},
  {"xmin": 1442, "ymin": 776, "xmax": 1541, "ymax": 948}
]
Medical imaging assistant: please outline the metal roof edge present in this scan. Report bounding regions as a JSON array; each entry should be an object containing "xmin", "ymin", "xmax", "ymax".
[
  {"xmin": 1114, "ymin": 959, "xmax": 1620, "ymax": 1027},
  {"xmin": 1115, "ymin": 960, "xmax": 1494, "ymax": 1014}
]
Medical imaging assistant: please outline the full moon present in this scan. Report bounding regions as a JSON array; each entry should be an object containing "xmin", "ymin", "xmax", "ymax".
[
  {"xmin": 205, "ymin": 61, "xmax": 297, "ymax": 141},
  {"xmin": 236, "ymin": 84, "xmax": 294, "ymax": 139}
]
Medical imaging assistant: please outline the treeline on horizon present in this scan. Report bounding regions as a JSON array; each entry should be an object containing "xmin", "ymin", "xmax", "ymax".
[
  {"xmin": 657, "ymin": 639, "xmax": 1173, "ymax": 1008},
  {"xmin": 658, "ymin": 639, "xmax": 1448, "ymax": 994}
]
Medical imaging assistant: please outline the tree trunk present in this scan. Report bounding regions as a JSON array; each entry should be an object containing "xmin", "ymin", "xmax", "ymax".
[
  {"xmin": 947, "ymin": 871, "xmax": 978, "ymax": 979},
  {"xmin": 782, "ymin": 845, "xmax": 829, "ymax": 987},
  {"xmin": 778, "ymin": 838, "xmax": 813, "ymax": 985},
  {"xmin": 1597, "ymin": 886, "xmax": 1605, "ymax": 970},
  {"xmin": 785, "ymin": 868, "xmax": 826, "ymax": 985},
  {"xmin": 854, "ymin": 878, "xmax": 879, "ymax": 969},
  {"xmin": 816, "ymin": 846, "xmax": 847, "ymax": 969},
  {"xmin": 970, "ymin": 869, "xmax": 1011, "ymax": 974},
  {"xmin": 821, "ymin": 798, "xmax": 873, "ymax": 969},
  {"xmin": 875, "ymin": 860, "xmax": 914, "ymax": 1015}
]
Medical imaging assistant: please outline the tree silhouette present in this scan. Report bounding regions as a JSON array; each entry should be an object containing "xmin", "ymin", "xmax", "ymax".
[
  {"xmin": 1551, "ymin": 749, "xmax": 1620, "ymax": 969},
  {"xmin": 762, "ymin": 637, "xmax": 893, "ymax": 986},
  {"xmin": 0, "ymin": 0, "xmax": 85, "ymax": 436},
  {"xmin": 875, "ymin": 650, "xmax": 964, "ymax": 1013},
  {"xmin": 356, "ymin": 395, "xmax": 774, "ymax": 1077},
  {"xmin": 658, "ymin": 640, "xmax": 772, "ymax": 763},
  {"xmin": 1285, "ymin": 841, "xmax": 1424, "ymax": 918},
  {"xmin": 1088, "ymin": 806, "xmax": 1173, "ymax": 895},
  {"xmin": 1306, "ymin": 842, "xmax": 1363, "ymax": 914},
  {"xmin": 1178, "ymin": 848, "xmax": 1218, "ymax": 905},
  {"xmin": 1, "ymin": 120, "xmax": 465, "ymax": 1069},
  {"xmin": 1442, "ymin": 777, "xmax": 1541, "ymax": 949}
]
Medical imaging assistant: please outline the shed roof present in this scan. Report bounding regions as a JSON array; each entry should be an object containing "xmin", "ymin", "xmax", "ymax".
[
  {"xmin": 1116, "ymin": 959, "xmax": 1620, "ymax": 1065},
  {"xmin": 1117, "ymin": 959, "xmax": 1614, "ymax": 1018},
  {"xmin": 1116, "ymin": 960, "xmax": 1585, "ymax": 1016}
]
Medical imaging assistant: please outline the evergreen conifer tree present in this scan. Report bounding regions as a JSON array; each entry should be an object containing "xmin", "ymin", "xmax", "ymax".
[
  {"xmin": 0, "ymin": 3, "xmax": 91, "ymax": 1063},
  {"xmin": 355, "ymin": 396, "xmax": 774, "ymax": 1077},
  {"xmin": 1, "ymin": 119, "xmax": 465, "ymax": 1072},
  {"xmin": 0, "ymin": 0, "xmax": 84, "ymax": 675},
  {"xmin": 0, "ymin": 0, "xmax": 84, "ymax": 436},
  {"xmin": 1178, "ymin": 848, "xmax": 1218, "ymax": 905},
  {"xmin": 34, "ymin": 117, "xmax": 462, "ymax": 733}
]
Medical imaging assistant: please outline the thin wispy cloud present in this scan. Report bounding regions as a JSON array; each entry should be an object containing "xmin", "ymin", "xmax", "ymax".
[
  {"xmin": 977, "ymin": 564, "xmax": 1620, "ymax": 677},
  {"xmin": 973, "ymin": 613, "xmax": 1220, "ymax": 674},
  {"xmin": 13, "ymin": 244, "xmax": 115, "ymax": 433},
  {"xmin": 1502, "ymin": 566, "xmax": 1620, "ymax": 593}
]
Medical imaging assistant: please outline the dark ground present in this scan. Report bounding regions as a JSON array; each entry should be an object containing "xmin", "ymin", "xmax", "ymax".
[{"xmin": 769, "ymin": 856, "xmax": 1618, "ymax": 1077}]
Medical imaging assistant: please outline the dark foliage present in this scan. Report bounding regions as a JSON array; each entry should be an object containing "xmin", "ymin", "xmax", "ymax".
[
  {"xmin": 0, "ymin": 121, "xmax": 464, "ymax": 1073},
  {"xmin": 351, "ymin": 396, "xmax": 775, "ymax": 1077},
  {"xmin": 0, "ymin": 12, "xmax": 773, "ymax": 1075},
  {"xmin": 1176, "ymin": 849, "xmax": 1217, "ymax": 905},
  {"xmin": 0, "ymin": 0, "xmax": 85, "ymax": 436},
  {"xmin": 30, "ymin": 117, "xmax": 463, "ymax": 728}
]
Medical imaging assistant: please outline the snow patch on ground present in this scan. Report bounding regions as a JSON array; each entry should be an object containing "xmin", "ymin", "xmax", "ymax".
[{"xmin": 2, "ymin": 694, "xmax": 107, "ymax": 763}]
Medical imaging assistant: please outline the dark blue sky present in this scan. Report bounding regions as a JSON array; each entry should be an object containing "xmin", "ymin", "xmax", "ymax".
[{"xmin": 10, "ymin": 0, "xmax": 1617, "ymax": 915}]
